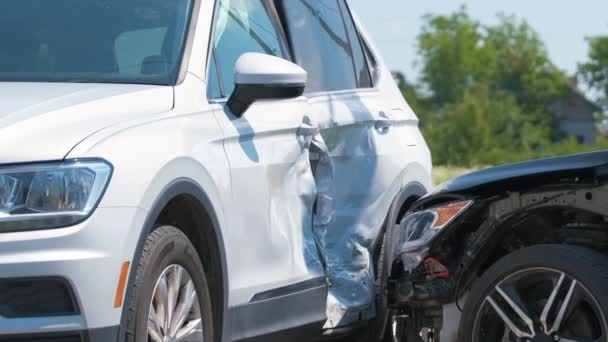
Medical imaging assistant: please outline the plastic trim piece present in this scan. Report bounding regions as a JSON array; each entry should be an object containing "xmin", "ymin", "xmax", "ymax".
[
  {"xmin": 249, "ymin": 276, "xmax": 326, "ymax": 303},
  {"xmin": 230, "ymin": 280, "xmax": 327, "ymax": 342}
]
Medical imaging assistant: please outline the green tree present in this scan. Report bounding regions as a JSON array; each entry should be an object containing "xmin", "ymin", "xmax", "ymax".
[
  {"xmin": 484, "ymin": 15, "xmax": 568, "ymax": 131},
  {"xmin": 410, "ymin": 7, "xmax": 570, "ymax": 166},
  {"xmin": 579, "ymin": 36, "xmax": 608, "ymax": 110},
  {"xmin": 417, "ymin": 9, "xmax": 490, "ymax": 106}
]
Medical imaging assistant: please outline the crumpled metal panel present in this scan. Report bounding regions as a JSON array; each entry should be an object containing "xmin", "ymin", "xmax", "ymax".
[
  {"xmin": 271, "ymin": 119, "xmax": 330, "ymax": 279},
  {"xmin": 311, "ymin": 123, "xmax": 386, "ymax": 329},
  {"xmin": 302, "ymin": 112, "xmax": 419, "ymax": 328},
  {"xmin": 297, "ymin": 120, "xmax": 378, "ymax": 328},
  {"xmin": 267, "ymin": 131, "xmax": 325, "ymax": 278}
]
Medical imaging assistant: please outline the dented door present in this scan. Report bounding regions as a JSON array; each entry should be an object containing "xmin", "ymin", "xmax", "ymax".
[
  {"xmin": 306, "ymin": 89, "xmax": 417, "ymax": 329},
  {"xmin": 211, "ymin": 98, "xmax": 328, "ymax": 305}
]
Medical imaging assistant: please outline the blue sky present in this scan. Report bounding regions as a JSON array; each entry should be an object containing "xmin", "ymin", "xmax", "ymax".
[{"xmin": 348, "ymin": 0, "xmax": 608, "ymax": 81}]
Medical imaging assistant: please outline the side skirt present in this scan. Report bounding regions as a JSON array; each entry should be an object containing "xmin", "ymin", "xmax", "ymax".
[{"xmin": 230, "ymin": 277, "xmax": 328, "ymax": 342}]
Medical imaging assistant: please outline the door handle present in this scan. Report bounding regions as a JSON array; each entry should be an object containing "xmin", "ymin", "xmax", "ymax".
[
  {"xmin": 374, "ymin": 119, "xmax": 392, "ymax": 134},
  {"xmin": 298, "ymin": 117, "xmax": 320, "ymax": 137}
]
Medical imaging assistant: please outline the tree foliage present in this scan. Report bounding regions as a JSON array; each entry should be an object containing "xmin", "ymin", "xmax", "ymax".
[
  {"xmin": 579, "ymin": 36, "xmax": 608, "ymax": 110},
  {"xmin": 401, "ymin": 7, "xmax": 607, "ymax": 167}
]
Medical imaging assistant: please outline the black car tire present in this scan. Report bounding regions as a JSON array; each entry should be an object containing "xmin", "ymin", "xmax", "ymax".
[
  {"xmin": 125, "ymin": 225, "xmax": 214, "ymax": 342},
  {"xmin": 458, "ymin": 244, "xmax": 608, "ymax": 342}
]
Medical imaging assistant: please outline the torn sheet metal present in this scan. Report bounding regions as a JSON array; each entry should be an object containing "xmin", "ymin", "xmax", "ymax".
[
  {"xmin": 299, "ymin": 118, "xmax": 377, "ymax": 329},
  {"xmin": 310, "ymin": 123, "xmax": 388, "ymax": 329},
  {"xmin": 270, "ymin": 117, "xmax": 327, "ymax": 278},
  {"xmin": 297, "ymin": 114, "xmax": 401, "ymax": 329}
]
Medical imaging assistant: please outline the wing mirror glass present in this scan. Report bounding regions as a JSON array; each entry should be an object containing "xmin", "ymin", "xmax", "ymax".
[{"xmin": 227, "ymin": 53, "xmax": 307, "ymax": 117}]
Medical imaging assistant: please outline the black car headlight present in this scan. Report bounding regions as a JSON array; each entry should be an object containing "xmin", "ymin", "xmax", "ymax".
[
  {"xmin": 395, "ymin": 200, "xmax": 472, "ymax": 272},
  {"xmin": 0, "ymin": 159, "xmax": 112, "ymax": 232}
]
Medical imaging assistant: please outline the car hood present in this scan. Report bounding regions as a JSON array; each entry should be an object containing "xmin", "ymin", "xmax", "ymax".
[
  {"xmin": 433, "ymin": 150, "xmax": 608, "ymax": 197},
  {"xmin": 0, "ymin": 82, "xmax": 173, "ymax": 164}
]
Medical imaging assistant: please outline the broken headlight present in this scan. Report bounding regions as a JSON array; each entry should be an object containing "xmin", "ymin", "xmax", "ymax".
[
  {"xmin": 395, "ymin": 200, "xmax": 472, "ymax": 272},
  {"xmin": 0, "ymin": 160, "xmax": 112, "ymax": 232}
]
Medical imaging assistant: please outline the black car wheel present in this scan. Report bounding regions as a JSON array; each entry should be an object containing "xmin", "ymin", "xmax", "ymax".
[{"xmin": 459, "ymin": 245, "xmax": 608, "ymax": 342}]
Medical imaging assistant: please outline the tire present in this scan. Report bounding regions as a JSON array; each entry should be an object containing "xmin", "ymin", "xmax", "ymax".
[
  {"xmin": 125, "ymin": 225, "xmax": 214, "ymax": 342},
  {"xmin": 458, "ymin": 244, "xmax": 608, "ymax": 342}
]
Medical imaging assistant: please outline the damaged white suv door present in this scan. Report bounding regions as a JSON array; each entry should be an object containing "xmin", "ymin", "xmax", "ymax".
[
  {"xmin": 207, "ymin": 1, "xmax": 329, "ymax": 338},
  {"xmin": 280, "ymin": 0, "xmax": 428, "ymax": 331},
  {"xmin": 207, "ymin": 0, "xmax": 432, "ymax": 339}
]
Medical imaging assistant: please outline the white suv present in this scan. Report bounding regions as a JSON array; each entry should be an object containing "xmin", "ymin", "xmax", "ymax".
[{"xmin": 0, "ymin": 0, "xmax": 432, "ymax": 341}]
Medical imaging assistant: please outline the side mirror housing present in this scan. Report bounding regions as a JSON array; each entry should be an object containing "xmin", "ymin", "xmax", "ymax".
[{"xmin": 227, "ymin": 53, "xmax": 307, "ymax": 117}]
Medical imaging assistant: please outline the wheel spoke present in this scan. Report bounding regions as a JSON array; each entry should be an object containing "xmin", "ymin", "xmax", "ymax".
[
  {"xmin": 485, "ymin": 295, "xmax": 535, "ymax": 339},
  {"xmin": 486, "ymin": 284, "xmax": 536, "ymax": 338},
  {"xmin": 176, "ymin": 318, "xmax": 203, "ymax": 341},
  {"xmin": 148, "ymin": 327, "xmax": 163, "ymax": 342},
  {"xmin": 541, "ymin": 272, "xmax": 566, "ymax": 333},
  {"xmin": 148, "ymin": 306, "xmax": 164, "ymax": 340},
  {"xmin": 540, "ymin": 272, "xmax": 578, "ymax": 335},
  {"xmin": 170, "ymin": 279, "xmax": 198, "ymax": 336},
  {"xmin": 148, "ymin": 265, "xmax": 203, "ymax": 341},
  {"xmin": 148, "ymin": 313, "xmax": 164, "ymax": 342},
  {"xmin": 167, "ymin": 266, "xmax": 183, "ymax": 332},
  {"xmin": 154, "ymin": 273, "xmax": 169, "ymax": 333}
]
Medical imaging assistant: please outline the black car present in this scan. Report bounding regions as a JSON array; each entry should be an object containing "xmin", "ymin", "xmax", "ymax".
[{"xmin": 386, "ymin": 150, "xmax": 608, "ymax": 342}]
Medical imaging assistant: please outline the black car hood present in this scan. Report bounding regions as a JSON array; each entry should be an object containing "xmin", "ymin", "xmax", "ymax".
[{"xmin": 433, "ymin": 150, "xmax": 608, "ymax": 196}]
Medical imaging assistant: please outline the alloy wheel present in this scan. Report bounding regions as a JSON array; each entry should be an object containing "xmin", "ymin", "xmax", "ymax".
[
  {"xmin": 148, "ymin": 265, "xmax": 204, "ymax": 342},
  {"xmin": 472, "ymin": 267, "xmax": 607, "ymax": 342}
]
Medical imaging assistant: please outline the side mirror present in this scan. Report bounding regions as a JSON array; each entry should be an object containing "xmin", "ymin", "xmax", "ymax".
[{"xmin": 227, "ymin": 53, "xmax": 307, "ymax": 117}]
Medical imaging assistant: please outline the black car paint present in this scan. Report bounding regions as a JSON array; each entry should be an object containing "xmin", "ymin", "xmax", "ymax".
[{"xmin": 433, "ymin": 150, "xmax": 608, "ymax": 196}]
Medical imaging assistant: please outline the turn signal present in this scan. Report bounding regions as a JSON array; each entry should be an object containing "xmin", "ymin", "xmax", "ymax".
[{"xmin": 114, "ymin": 261, "xmax": 130, "ymax": 308}]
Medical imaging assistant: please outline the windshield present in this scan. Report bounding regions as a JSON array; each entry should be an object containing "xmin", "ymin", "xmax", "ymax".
[{"xmin": 0, "ymin": 0, "xmax": 193, "ymax": 85}]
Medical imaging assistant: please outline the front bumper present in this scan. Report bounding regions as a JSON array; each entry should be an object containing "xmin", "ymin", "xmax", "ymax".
[
  {"xmin": 0, "ymin": 207, "xmax": 148, "ymax": 339},
  {"xmin": 1, "ymin": 326, "xmax": 119, "ymax": 342}
]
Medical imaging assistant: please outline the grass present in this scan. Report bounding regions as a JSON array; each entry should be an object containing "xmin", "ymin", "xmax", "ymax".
[{"xmin": 432, "ymin": 166, "xmax": 483, "ymax": 185}]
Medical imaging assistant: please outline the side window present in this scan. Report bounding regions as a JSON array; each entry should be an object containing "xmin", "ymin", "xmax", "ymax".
[
  {"xmin": 338, "ymin": 1, "xmax": 372, "ymax": 88},
  {"xmin": 363, "ymin": 40, "xmax": 379, "ymax": 84},
  {"xmin": 207, "ymin": 52, "xmax": 223, "ymax": 99},
  {"xmin": 280, "ymin": 0, "xmax": 357, "ymax": 93},
  {"xmin": 210, "ymin": 0, "xmax": 287, "ymax": 98}
]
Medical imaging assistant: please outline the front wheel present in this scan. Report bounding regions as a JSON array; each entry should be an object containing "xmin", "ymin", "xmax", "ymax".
[
  {"xmin": 458, "ymin": 245, "xmax": 608, "ymax": 342},
  {"xmin": 125, "ymin": 226, "xmax": 214, "ymax": 342}
]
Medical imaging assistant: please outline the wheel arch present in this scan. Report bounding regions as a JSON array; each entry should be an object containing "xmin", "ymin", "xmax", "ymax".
[
  {"xmin": 118, "ymin": 178, "xmax": 228, "ymax": 342},
  {"xmin": 476, "ymin": 205, "xmax": 608, "ymax": 278},
  {"xmin": 388, "ymin": 182, "xmax": 428, "ymax": 226},
  {"xmin": 379, "ymin": 181, "xmax": 428, "ymax": 269},
  {"xmin": 367, "ymin": 182, "xmax": 428, "ymax": 341}
]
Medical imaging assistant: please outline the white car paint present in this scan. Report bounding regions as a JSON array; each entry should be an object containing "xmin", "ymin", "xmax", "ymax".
[
  {"xmin": 0, "ymin": 83, "xmax": 173, "ymax": 163},
  {"xmin": 0, "ymin": 0, "xmax": 433, "ymax": 341}
]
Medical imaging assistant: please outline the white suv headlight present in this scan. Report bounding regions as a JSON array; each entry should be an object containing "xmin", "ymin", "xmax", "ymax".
[{"xmin": 0, "ymin": 159, "xmax": 112, "ymax": 232}]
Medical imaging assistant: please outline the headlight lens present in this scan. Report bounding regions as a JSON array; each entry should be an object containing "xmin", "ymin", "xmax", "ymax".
[
  {"xmin": 396, "ymin": 200, "xmax": 472, "ymax": 271},
  {"xmin": 0, "ymin": 160, "xmax": 112, "ymax": 232}
]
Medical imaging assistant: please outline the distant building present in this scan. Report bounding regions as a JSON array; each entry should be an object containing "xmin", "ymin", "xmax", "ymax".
[{"xmin": 551, "ymin": 85, "xmax": 602, "ymax": 145}]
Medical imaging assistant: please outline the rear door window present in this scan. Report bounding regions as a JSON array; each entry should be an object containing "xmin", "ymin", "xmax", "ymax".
[
  {"xmin": 280, "ymin": 0, "xmax": 359, "ymax": 93},
  {"xmin": 338, "ymin": 1, "xmax": 372, "ymax": 88}
]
